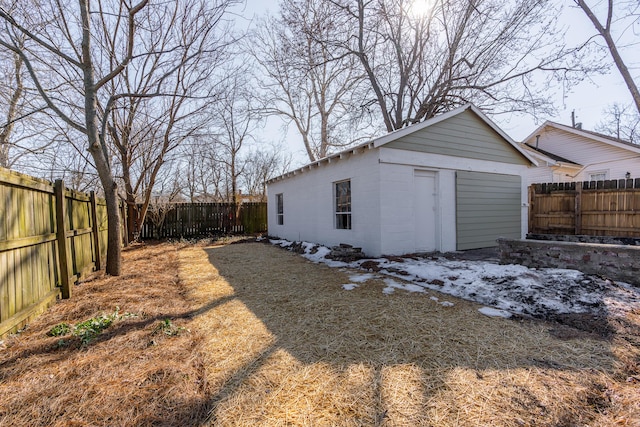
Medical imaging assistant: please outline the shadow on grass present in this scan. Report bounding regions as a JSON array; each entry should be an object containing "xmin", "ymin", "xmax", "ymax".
[
  {"xmin": 188, "ymin": 243, "xmax": 627, "ymax": 426},
  {"xmin": 1, "ymin": 242, "xmax": 632, "ymax": 426},
  {"xmin": 0, "ymin": 293, "xmax": 238, "ymax": 370}
]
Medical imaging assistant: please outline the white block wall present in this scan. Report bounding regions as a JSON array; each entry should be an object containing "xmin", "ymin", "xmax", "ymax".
[{"xmin": 267, "ymin": 149, "xmax": 383, "ymax": 255}]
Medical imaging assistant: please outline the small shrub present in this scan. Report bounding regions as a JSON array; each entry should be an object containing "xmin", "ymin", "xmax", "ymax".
[
  {"xmin": 153, "ymin": 318, "xmax": 186, "ymax": 337},
  {"xmin": 74, "ymin": 310, "xmax": 119, "ymax": 344},
  {"xmin": 47, "ymin": 308, "xmax": 125, "ymax": 346},
  {"xmin": 48, "ymin": 323, "xmax": 71, "ymax": 337}
]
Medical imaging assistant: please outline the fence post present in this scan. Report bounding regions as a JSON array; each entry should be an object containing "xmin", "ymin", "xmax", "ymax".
[
  {"xmin": 54, "ymin": 180, "xmax": 72, "ymax": 299},
  {"xmin": 90, "ymin": 191, "xmax": 102, "ymax": 271},
  {"xmin": 528, "ymin": 185, "xmax": 534, "ymax": 234},
  {"xmin": 574, "ymin": 186, "xmax": 582, "ymax": 235}
]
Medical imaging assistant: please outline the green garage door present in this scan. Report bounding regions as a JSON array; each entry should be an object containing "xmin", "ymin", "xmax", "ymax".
[{"xmin": 456, "ymin": 171, "xmax": 522, "ymax": 250}]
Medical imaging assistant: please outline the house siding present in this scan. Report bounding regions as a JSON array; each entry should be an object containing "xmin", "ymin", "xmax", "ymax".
[
  {"xmin": 525, "ymin": 163, "xmax": 557, "ymax": 184},
  {"xmin": 581, "ymin": 160, "xmax": 638, "ymax": 181},
  {"xmin": 522, "ymin": 161, "xmax": 582, "ymax": 185},
  {"xmin": 385, "ymin": 110, "xmax": 530, "ymax": 166},
  {"xmin": 524, "ymin": 126, "xmax": 640, "ymax": 183},
  {"xmin": 456, "ymin": 171, "xmax": 522, "ymax": 250}
]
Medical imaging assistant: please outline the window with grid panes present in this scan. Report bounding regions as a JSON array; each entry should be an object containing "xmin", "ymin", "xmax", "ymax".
[
  {"xmin": 334, "ymin": 180, "xmax": 351, "ymax": 229},
  {"xmin": 276, "ymin": 193, "xmax": 284, "ymax": 225}
]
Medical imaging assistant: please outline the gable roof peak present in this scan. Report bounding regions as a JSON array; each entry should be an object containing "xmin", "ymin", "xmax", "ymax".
[{"xmin": 524, "ymin": 120, "xmax": 639, "ymax": 152}]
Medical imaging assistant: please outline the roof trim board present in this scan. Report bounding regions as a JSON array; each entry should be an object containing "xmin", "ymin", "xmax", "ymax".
[
  {"xmin": 522, "ymin": 143, "xmax": 580, "ymax": 165},
  {"xmin": 267, "ymin": 104, "xmax": 536, "ymax": 184}
]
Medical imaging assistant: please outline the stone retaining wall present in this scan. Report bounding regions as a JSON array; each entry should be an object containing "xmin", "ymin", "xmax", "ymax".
[
  {"xmin": 526, "ymin": 233, "xmax": 640, "ymax": 246},
  {"xmin": 497, "ymin": 238, "xmax": 640, "ymax": 287}
]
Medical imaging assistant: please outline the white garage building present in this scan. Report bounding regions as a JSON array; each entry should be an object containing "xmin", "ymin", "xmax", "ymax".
[{"xmin": 267, "ymin": 104, "xmax": 537, "ymax": 256}]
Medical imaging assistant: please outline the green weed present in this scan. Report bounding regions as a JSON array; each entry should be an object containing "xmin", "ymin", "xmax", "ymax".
[
  {"xmin": 48, "ymin": 323, "xmax": 71, "ymax": 337},
  {"xmin": 47, "ymin": 308, "xmax": 126, "ymax": 346},
  {"xmin": 153, "ymin": 318, "xmax": 186, "ymax": 337}
]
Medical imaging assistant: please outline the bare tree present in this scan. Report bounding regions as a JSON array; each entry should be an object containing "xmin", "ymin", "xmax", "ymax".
[
  {"xmin": 146, "ymin": 173, "xmax": 183, "ymax": 239},
  {"xmin": 0, "ymin": 0, "xmax": 154, "ymax": 274},
  {"xmin": 0, "ymin": 45, "xmax": 23, "ymax": 168},
  {"xmin": 212, "ymin": 73, "xmax": 262, "ymax": 204},
  {"xmin": 104, "ymin": 0, "xmax": 237, "ymax": 241},
  {"xmin": 327, "ymin": 0, "xmax": 594, "ymax": 131},
  {"xmin": 574, "ymin": 0, "xmax": 640, "ymax": 116},
  {"xmin": 0, "ymin": 0, "xmax": 239, "ymax": 273},
  {"xmin": 179, "ymin": 138, "xmax": 227, "ymax": 202},
  {"xmin": 596, "ymin": 103, "xmax": 639, "ymax": 143},
  {"xmin": 242, "ymin": 143, "xmax": 292, "ymax": 202},
  {"xmin": 251, "ymin": 0, "xmax": 370, "ymax": 162},
  {"xmin": 0, "ymin": 28, "xmax": 53, "ymax": 170}
]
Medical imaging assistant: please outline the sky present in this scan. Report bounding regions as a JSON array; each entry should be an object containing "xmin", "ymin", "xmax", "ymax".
[
  {"xmin": 233, "ymin": 0, "xmax": 638, "ymax": 168},
  {"xmin": 269, "ymin": 238, "xmax": 640, "ymax": 320}
]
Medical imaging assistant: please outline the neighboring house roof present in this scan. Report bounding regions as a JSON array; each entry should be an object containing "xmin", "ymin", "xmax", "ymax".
[
  {"xmin": 522, "ymin": 143, "xmax": 580, "ymax": 165},
  {"xmin": 268, "ymin": 104, "xmax": 536, "ymax": 184},
  {"xmin": 522, "ymin": 121, "xmax": 640, "ymax": 155}
]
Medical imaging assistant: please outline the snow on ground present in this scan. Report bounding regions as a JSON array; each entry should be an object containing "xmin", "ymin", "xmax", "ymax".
[
  {"xmin": 478, "ymin": 307, "xmax": 513, "ymax": 318},
  {"xmin": 341, "ymin": 274, "xmax": 377, "ymax": 290},
  {"xmin": 270, "ymin": 239, "xmax": 640, "ymax": 319}
]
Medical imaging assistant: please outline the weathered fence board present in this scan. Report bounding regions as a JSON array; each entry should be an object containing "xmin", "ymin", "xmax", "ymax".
[
  {"xmin": 529, "ymin": 179, "xmax": 640, "ymax": 237},
  {"xmin": 0, "ymin": 168, "xmax": 110, "ymax": 336},
  {"xmin": 139, "ymin": 202, "xmax": 267, "ymax": 239}
]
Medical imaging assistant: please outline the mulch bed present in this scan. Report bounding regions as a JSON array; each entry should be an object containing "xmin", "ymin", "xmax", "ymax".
[{"xmin": 1, "ymin": 241, "xmax": 638, "ymax": 426}]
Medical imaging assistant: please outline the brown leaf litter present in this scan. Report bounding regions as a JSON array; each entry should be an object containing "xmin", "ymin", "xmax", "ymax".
[{"xmin": 0, "ymin": 241, "xmax": 638, "ymax": 426}]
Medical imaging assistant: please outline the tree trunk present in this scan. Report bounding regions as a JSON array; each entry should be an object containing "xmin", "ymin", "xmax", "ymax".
[
  {"xmin": 0, "ymin": 51, "xmax": 24, "ymax": 168},
  {"xmin": 126, "ymin": 199, "xmax": 139, "ymax": 242},
  {"xmin": 103, "ymin": 180, "xmax": 122, "ymax": 275},
  {"xmin": 80, "ymin": 0, "xmax": 121, "ymax": 275},
  {"xmin": 576, "ymin": 0, "xmax": 640, "ymax": 116}
]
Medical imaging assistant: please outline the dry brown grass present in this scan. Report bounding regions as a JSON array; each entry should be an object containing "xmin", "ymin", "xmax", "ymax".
[
  {"xmin": 191, "ymin": 243, "xmax": 640, "ymax": 427},
  {"xmin": 1, "ymin": 241, "xmax": 639, "ymax": 426},
  {"xmin": 0, "ymin": 242, "xmax": 209, "ymax": 426}
]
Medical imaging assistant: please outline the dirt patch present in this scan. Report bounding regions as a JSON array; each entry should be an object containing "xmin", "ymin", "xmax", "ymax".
[
  {"xmin": 1, "ymin": 241, "xmax": 638, "ymax": 426},
  {"xmin": 546, "ymin": 313, "xmax": 616, "ymax": 340},
  {"xmin": 442, "ymin": 247, "xmax": 501, "ymax": 262}
]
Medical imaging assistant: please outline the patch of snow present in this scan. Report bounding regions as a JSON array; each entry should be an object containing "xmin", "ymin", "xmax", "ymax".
[
  {"xmin": 271, "ymin": 238, "xmax": 640, "ymax": 319},
  {"xmin": 270, "ymin": 239, "xmax": 292, "ymax": 247},
  {"xmin": 479, "ymin": 307, "xmax": 513, "ymax": 318},
  {"xmin": 440, "ymin": 301, "xmax": 454, "ymax": 307},
  {"xmin": 382, "ymin": 278, "xmax": 425, "ymax": 294},
  {"xmin": 298, "ymin": 242, "xmax": 348, "ymax": 267},
  {"xmin": 349, "ymin": 273, "xmax": 376, "ymax": 283},
  {"xmin": 342, "ymin": 284, "xmax": 359, "ymax": 291}
]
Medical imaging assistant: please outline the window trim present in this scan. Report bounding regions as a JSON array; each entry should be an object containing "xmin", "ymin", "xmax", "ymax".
[
  {"xmin": 334, "ymin": 179, "xmax": 352, "ymax": 230},
  {"xmin": 276, "ymin": 193, "xmax": 284, "ymax": 225}
]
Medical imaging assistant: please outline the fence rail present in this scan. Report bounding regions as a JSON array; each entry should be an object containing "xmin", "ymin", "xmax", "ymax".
[
  {"xmin": 0, "ymin": 168, "xmax": 108, "ymax": 337},
  {"xmin": 529, "ymin": 179, "xmax": 640, "ymax": 237},
  {"xmin": 140, "ymin": 202, "xmax": 267, "ymax": 239}
]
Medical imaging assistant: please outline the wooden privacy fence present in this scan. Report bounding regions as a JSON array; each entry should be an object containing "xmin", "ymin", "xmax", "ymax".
[
  {"xmin": 529, "ymin": 179, "xmax": 640, "ymax": 237},
  {"xmin": 139, "ymin": 202, "xmax": 267, "ymax": 239},
  {"xmin": 0, "ymin": 168, "xmax": 108, "ymax": 336}
]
